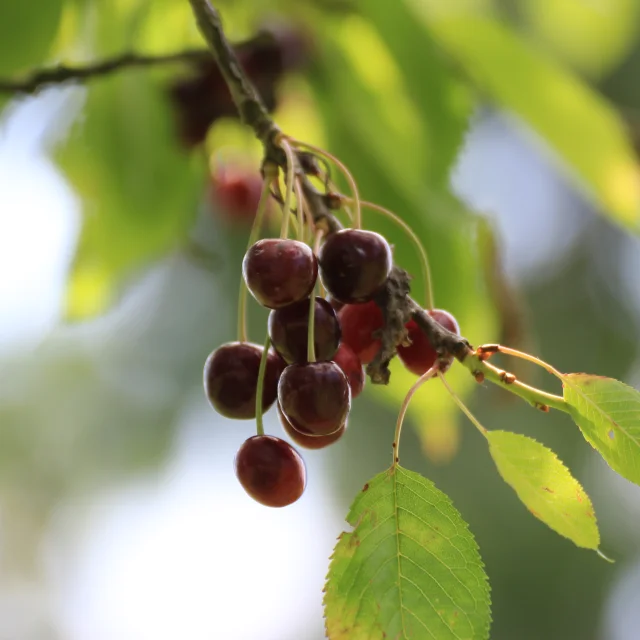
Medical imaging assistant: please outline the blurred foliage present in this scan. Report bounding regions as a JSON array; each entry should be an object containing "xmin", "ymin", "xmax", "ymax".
[{"xmin": 1, "ymin": 0, "xmax": 640, "ymax": 638}]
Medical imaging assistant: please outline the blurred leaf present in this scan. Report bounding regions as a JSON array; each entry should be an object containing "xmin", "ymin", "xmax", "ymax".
[
  {"xmin": 57, "ymin": 72, "xmax": 204, "ymax": 319},
  {"xmin": 422, "ymin": 15, "xmax": 640, "ymax": 233},
  {"xmin": 0, "ymin": 0, "xmax": 63, "ymax": 74},
  {"xmin": 522, "ymin": 0, "xmax": 640, "ymax": 78},
  {"xmin": 309, "ymin": 27, "xmax": 497, "ymax": 460},
  {"xmin": 358, "ymin": 0, "xmax": 473, "ymax": 186},
  {"xmin": 487, "ymin": 430, "xmax": 600, "ymax": 549},
  {"xmin": 324, "ymin": 465, "xmax": 491, "ymax": 640},
  {"xmin": 563, "ymin": 374, "xmax": 640, "ymax": 486}
]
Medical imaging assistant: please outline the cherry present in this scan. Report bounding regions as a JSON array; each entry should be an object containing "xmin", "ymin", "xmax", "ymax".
[
  {"xmin": 338, "ymin": 300, "xmax": 384, "ymax": 365},
  {"xmin": 210, "ymin": 167, "xmax": 264, "ymax": 226},
  {"xmin": 397, "ymin": 309, "xmax": 460, "ymax": 376},
  {"xmin": 243, "ymin": 239, "xmax": 317, "ymax": 309},
  {"xmin": 278, "ymin": 361, "xmax": 350, "ymax": 436},
  {"xmin": 203, "ymin": 342, "xmax": 284, "ymax": 419},
  {"xmin": 234, "ymin": 435, "xmax": 306, "ymax": 507},
  {"xmin": 332, "ymin": 342, "xmax": 365, "ymax": 399},
  {"xmin": 318, "ymin": 229, "xmax": 392, "ymax": 304},
  {"xmin": 268, "ymin": 297, "xmax": 340, "ymax": 364},
  {"xmin": 277, "ymin": 403, "xmax": 346, "ymax": 450}
]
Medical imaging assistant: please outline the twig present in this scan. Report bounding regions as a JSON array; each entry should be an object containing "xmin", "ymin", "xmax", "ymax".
[{"xmin": 0, "ymin": 50, "xmax": 210, "ymax": 95}]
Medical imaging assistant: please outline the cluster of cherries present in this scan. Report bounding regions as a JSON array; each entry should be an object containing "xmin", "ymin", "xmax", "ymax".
[{"xmin": 203, "ymin": 226, "xmax": 459, "ymax": 507}]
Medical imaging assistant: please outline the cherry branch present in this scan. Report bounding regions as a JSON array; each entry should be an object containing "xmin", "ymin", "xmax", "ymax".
[
  {"xmin": 185, "ymin": 0, "xmax": 568, "ymax": 414},
  {"xmin": 0, "ymin": 50, "xmax": 210, "ymax": 95}
]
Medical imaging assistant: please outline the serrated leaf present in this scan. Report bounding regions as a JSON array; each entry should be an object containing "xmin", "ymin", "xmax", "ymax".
[
  {"xmin": 324, "ymin": 465, "xmax": 491, "ymax": 640},
  {"xmin": 421, "ymin": 15, "xmax": 640, "ymax": 233},
  {"xmin": 487, "ymin": 430, "xmax": 599, "ymax": 549},
  {"xmin": 563, "ymin": 374, "xmax": 640, "ymax": 486}
]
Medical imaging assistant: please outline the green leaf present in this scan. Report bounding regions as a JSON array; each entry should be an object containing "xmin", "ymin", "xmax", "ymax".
[
  {"xmin": 0, "ymin": 0, "xmax": 63, "ymax": 74},
  {"xmin": 563, "ymin": 374, "xmax": 640, "ymax": 486},
  {"xmin": 324, "ymin": 465, "xmax": 491, "ymax": 640},
  {"xmin": 358, "ymin": 0, "xmax": 473, "ymax": 186},
  {"xmin": 420, "ymin": 15, "xmax": 640, "ymax": 233},
  {"xmin": 486, "ymin": 430, "xmax": 599, "ymax": 549},
  {"xmin": 56, "ymin": 72, "xmax": 204, "ymax": 319}
]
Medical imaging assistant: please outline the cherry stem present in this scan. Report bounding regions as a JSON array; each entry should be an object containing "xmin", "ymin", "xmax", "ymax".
[
  {"xmin": 392, "ymin": 365, "xmax": 439, "ymax": 466},
  {"xmin": 279, "ymin": 138, "xmax": 296, "ymax": 240},
  {"xmin": 481, "ymin": 344, "xmax": 564, "ymax": 378},
  {"xmin": 294, "ymin": 177, "xmax": 306, "ymax": 243},
  {"xmin": 237, "ymin": 174, "xmax": 273, "ymax": 343},
  {"xmin": 286, "ymin": 137, "xmax": 362, "ymax": 230},
  {"xmin": 314, "ymin": 230, "xmax": 326, "ymax": 297},
  {"xmin": 255, "ymin": 333, "xmax": 271, "ymax": 437},
  {"xmin": 437, "ymin": 372, "xmax": 487, "ymax": 436},
  {"xmin": 345, "ymin": 197, "xmax": 435, "ymax": 310},
  {"xmin": 307, "ymin": 289, "xmax": 317, "ymax": 364}
]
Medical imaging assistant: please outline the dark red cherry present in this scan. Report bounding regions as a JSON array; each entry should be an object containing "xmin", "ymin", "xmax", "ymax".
[
  {"xmin": 332, "ymin": 343, "xmax": 365, "ymax": 399},
  {"xmin": 234, "ymin": 435, "xmax": 306, "ymax": 507},
  {"xmin": 210, "ymin": 167, "xmax": 264, "ymax": 226},
  {"xmin": 397, "ymin": 309, "xmax": 460, "ymax": 376},
  {"xmin": 327, "ymin": 296, "xmax": 344, "ymax": 313},
  {"xmin": 318, "ymin": 229, "xmax": 392, "ymax": 304},
  {"xmin": 243, "ymin": 239, "xmax": 317, "ymax": 309},
  {"xmin": 277, "ymin": 403, "xmax": 346, "ymax": 449},
  {"xmin": 203, "ymin": 342, "xmax": 285, "ymax": 419},
  {"xmin": 338, "ymin": 300, "xmax": 384, "ymax": 365},
  {"xmin": 268, "ymin": 297, "xmax": 340, "ymax": 364},
  {"xmin": 278, "ymin": 361, "xmax": 350, "ymax": 436}
]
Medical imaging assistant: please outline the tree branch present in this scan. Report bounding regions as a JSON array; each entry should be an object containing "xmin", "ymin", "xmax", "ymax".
[{"xmin": 0, "ymin": 50, "xmax": 212, "ymax": 95}]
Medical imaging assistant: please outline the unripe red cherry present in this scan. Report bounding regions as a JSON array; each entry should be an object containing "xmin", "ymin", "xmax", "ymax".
[
  {"xmin": 318, "ymin": 229, "xmax": 392, "ymax": 304},
  {"xmin": 210, "ymin": 167, "xmax": 264, "ymax": 226},
  {"xmin": 203, "ymin": 342, "xmax": 284, "ymax": 419},
  {"xmin": 278, "ymin": 361, "xmax": 350, "ymax": 436},
  {"xmin": 234, "ymin": 435, "xmax": 306, "ymax": 507},
  {"xmin": 397, "ymin": 309, "xmax": 460, "ymax": 376},
  {"xmin": 338, "ymin": 300, "xmax": 384, "ymax": 365},
  {"xmin": 277, "ymin": 403, "xmax": 346, "ymax": 450},
  {"xmin": 332, "ymin": 342, "xmax": 365, "ymax": 399},
  {"xmin": 268, "ymin": 297, "xmax": 340, "ymax": 364},
  {"xmin": 243, "ymin": 239, "xmax": 317, "ymax": 309}
]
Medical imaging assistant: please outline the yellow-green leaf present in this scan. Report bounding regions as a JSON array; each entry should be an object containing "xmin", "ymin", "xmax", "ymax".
[
  {"xmin": 563, "ymin": 374, "xmax": 640, "ymax": 486},
  {"xmin": 487, "ymin": 430, "xmax": 599, "ymax": 549},
  {"xmin": 420, "ymin": 14, "xmax": 640, "ymax": 233},
  {"xmin": 324, "ymin": 465, "xmax": 491, "ymax": 640}
]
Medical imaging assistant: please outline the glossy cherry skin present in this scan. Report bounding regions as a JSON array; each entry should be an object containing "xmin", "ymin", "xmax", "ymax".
[
  {"xmin": 203, "ymin": 342, "xmax": 285, "ymax": 419},
  {"xmin": 277, "ymin": 403, "xmax": 346, "ymax": 449},
  {"xmin": 278, "ymin": 361, "xmax": 351, "ymax": 436},
  {"xmin": 234, "ymin": 435, "xmax": 306, "ymax": 507},
  {"xmin": 269, "ymin": 297, "xmax": 341, "ymax": 364},
  {"xmin": 338, "ymin": 300, "xmax": 384, "ymax": 365},
  {"xmin": 318, "ymin": 229, "xmax": 392, "ymax": 304},
  {"xmin": 332, "ymin": 342, "xmax": 365, "ymax": 399},
  {"xmin": 397, "ymin": 309, "xmax": 460, "ymax": 376},
  {"xmin": 243, "ymin": 239, "xmax": 317, "ymax": 309}
]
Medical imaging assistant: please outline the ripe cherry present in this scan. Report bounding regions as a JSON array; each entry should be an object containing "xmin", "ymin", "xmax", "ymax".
[
  {"xmin": 318, "ymin": 229, "xmax": 392, "ymax": 304},
  {"xmin": 277, "ymin": 403, "xmax": 346, "ymax": 450},
  {"xmin": 332, "ymin": 342, "xmax": 365, "ymax": 399},
  {"xmin": 243, "ymin": 239, "xmax": 317, "ymax": 309},
  {"xmin": 203, "ymin": 342, "xmax": 284, "ymax": 419},
  {"xmin": 268, "ymin": 297, "xmax": 340, "ymax": 364},
  {"xmin": 338, "ymin": 300, "xmax": 384, "ymax": 365},
  {"xmin": 397, "ymin": 309, "xmax": 460, "ymax": 376},
  {"xmin": 210, "ymin": 167, "xmax": 264, "ymax": 226},
  {"xmin": 234, "ymin": 435, "xmax": 306, "ymax": 507},
  {"xmin": 278, "ymin": 361, "xmax": 350, "ymax": 436}
]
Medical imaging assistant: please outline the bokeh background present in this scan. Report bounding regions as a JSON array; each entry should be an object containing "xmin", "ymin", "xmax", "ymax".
[{"xmin": 1, "ymin": 0, "xmax": 640, "ymax": 638}]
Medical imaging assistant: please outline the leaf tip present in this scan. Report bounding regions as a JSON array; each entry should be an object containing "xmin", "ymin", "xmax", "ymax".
[{"xmin": 596, "ymin": 548, "xmax": 616, "ymax": 564}]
